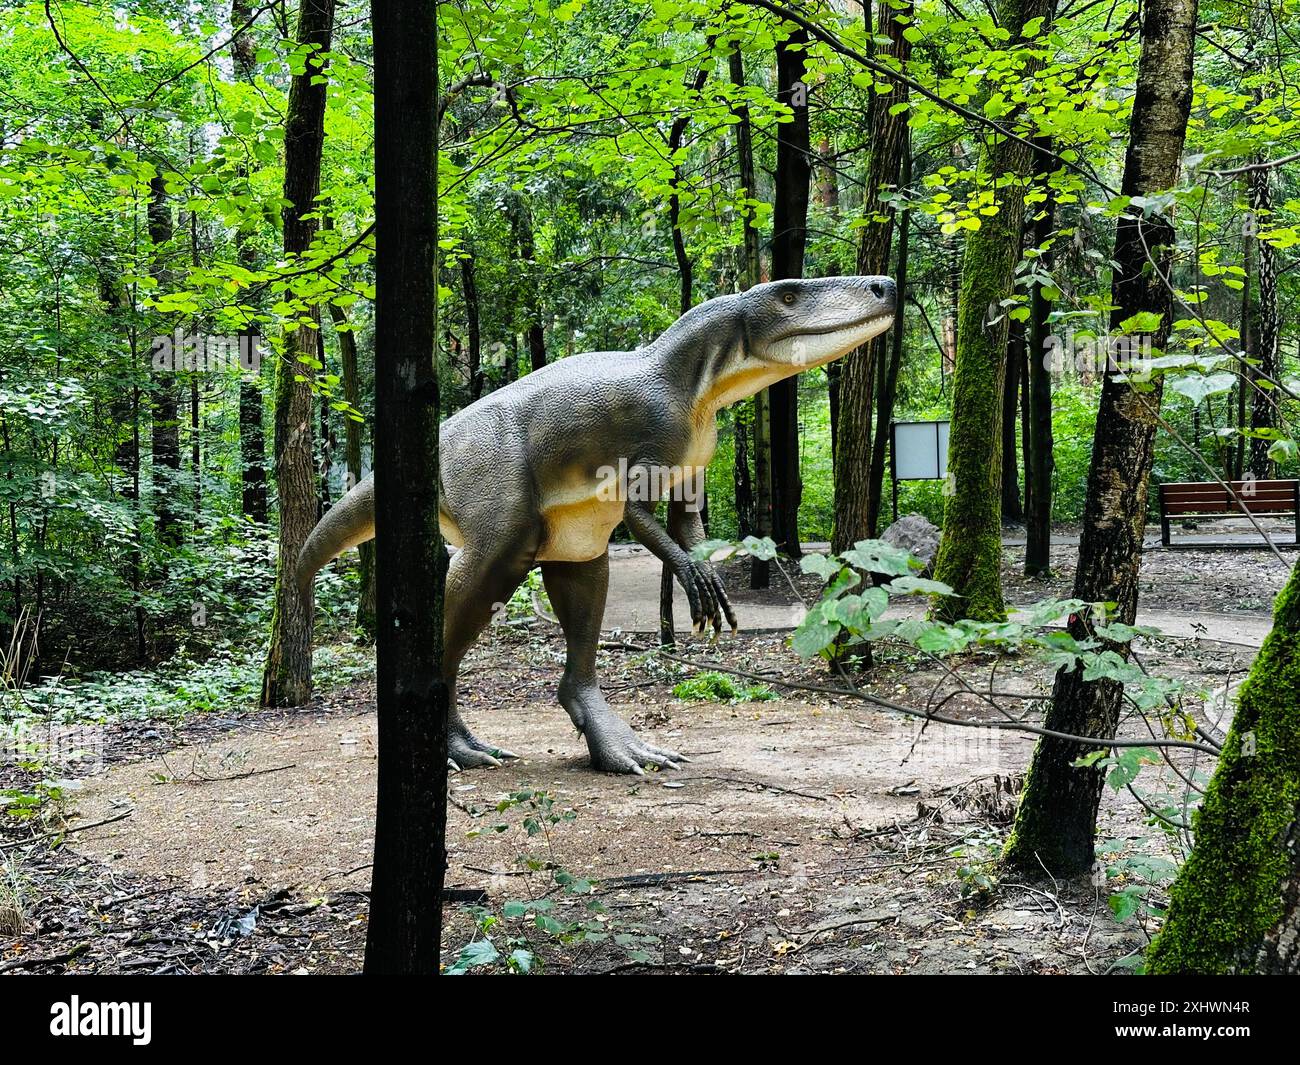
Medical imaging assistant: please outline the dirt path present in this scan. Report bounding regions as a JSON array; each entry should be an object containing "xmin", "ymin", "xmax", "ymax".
[{"xmin": 606, "ymin": 541, "xmax": 1281, "ymax": 643}]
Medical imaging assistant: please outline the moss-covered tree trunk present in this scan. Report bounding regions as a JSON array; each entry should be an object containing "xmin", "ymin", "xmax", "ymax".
[
  {"xmin": 832, "ymin": 0, "xmax": 910, "ymax": 554},
  {"xmin": 1148, "ymin": 558, "xmax": 1300, "ymax": 973},
  {"xmin": 261, "ymin": 0, "xmax": 334, "ymax": 708},
  {"xmin": 931, "ymin": 0, "xmax": 1052, "ymax": 622},
  {"xmin": 1003, "ymin": 0, "xmax": 1197, "ymax": 876}
]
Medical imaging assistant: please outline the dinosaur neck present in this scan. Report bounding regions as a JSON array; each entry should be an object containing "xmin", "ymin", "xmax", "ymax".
[{"xmin": 648, "ymin": 301, "xmax": 789, "ymax": 423}]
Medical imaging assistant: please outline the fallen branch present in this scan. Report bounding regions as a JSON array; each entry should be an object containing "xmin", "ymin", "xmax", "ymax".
[
  {"xmin": 597, "ymin": 868, "xmax": 754, "ymax": 890},
  {"xmin": 672, "ymin": 774, "xmax": 827, "ymax": 802},
  {"xmin": 0, "ymin": 941, "xmax": 90, "ymax": 973},
  {"xmin": 0, "ymin": 809, "xmax": 132, "ymax": 850},
  {"xmin": 791, "ymin": 912, "xmax": 898, "ymax": 951}
]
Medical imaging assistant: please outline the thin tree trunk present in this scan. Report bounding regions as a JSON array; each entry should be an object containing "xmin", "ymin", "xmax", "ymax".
[
  {"xmin": 1003, "ymin": 0, "xmax": 1198, "ymax": 877},
  {"xmin": 231, "ymin": 0, "xmax": 267, "ymax": 524},
  {"xmin": 1001, "ymin": 319, "xmax": 1024, "ymax": 523},
  {"xmin": 508, "ymin": 197, "xmax": 546, "ymax": 372},
  {"xmin": 1024, "ymin": 139, "xmax": 1056, "ymax": 576},
  {"xmin": 327, "ymin": 299, "xmax": 377, "ymax": 640},
  {"xmin": 365, "ymin": 0, "xmax": 447, "ymax": 974},
  {"xmin": 660, "ymin": 64, "xmax": 711, "ymax": 647},
  {"xmin": 1237, "ymin": 211, "xmax": 1253, "ymax": 481},
  {"xmin": 866, "ymin": 144, "xmax": 911, "ymax": 537},
  {"xmin": 769, "ymin": 24, "xmax": 813, "ymax": 562},
  {"xmin": 461, "ymin": 251, "xmax": 483, "ymax": 402},
  {"xmin": 188, "ymin": 207, "xmax": 202, "ymax": 524},
  {"xmin": 1247, "ymin": 165, "xmax": 1281, "ymax": 477},
  {"xmin": 260, "ymin": 0, "xmax": 334, "ymax": 708},
  {"xmin": 148, "ymin": 174, "xmax": 181, "ymax": 547},
  {"xmin": 729, "ymin": 47, "xmax": 769, "ymax": 587}
]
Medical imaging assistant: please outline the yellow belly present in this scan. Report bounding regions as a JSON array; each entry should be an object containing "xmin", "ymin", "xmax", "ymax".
[{"xmin": 537, "ymin": 496, "xmax": 625, "ymax": 562}]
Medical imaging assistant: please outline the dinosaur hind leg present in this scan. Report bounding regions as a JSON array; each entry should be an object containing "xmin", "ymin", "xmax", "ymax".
[
  {"xmin": 444, "ymin": 546, "xmax": 531, "ymax": 770},
  {"xmin": 541, "ymin": 553, "xmax": 685, "ymax": 774}
]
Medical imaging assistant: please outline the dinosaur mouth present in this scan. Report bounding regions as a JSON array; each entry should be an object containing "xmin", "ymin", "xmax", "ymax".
[{"xmin": 776, "ymin": 310, "xmax": 895, "ymax": 344}]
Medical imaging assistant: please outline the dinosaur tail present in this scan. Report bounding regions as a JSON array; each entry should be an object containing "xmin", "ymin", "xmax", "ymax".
[{"xmin": 296, "ymin": 475, "xmax": 376, "ymax": 595}]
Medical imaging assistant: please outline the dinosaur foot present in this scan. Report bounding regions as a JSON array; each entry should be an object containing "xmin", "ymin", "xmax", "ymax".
[
  {"xmin": 582, "ymin": 710, "xmax": 686, "ymax": 775},
  {"xmin": 448, "ymin": 729, "xmax": 517, "ymax": 771}
]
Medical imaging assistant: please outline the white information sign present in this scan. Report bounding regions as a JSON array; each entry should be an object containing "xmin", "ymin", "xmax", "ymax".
[{"xmin": 892, "ymin": 420, "xmax": 950, "ymax": 481}]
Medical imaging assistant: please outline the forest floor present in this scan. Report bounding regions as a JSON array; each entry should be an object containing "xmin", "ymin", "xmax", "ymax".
[{"xmin": 0, "ymin": 529, "xmax": 1286, "ymax": 975}]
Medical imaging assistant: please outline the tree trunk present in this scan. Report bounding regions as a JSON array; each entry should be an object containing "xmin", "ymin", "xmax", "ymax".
[
  {"xmin": 660, "ymin": 64, "xmax": 711, "ymax": 647},
  {"xmin": 1148, "ymin": 556, "xmax": 1300, "ymax": 972},
  {"xmin": 327, "ymin": 299, "xmax": 377, "ymax": 641},
  {"xmin": 1235, "ymin": 224, "xmax": 1252, "ymax": 482},
  {"xmin": 769, "ymin": 24, "xmax": 812, "ymax": 561},
  {"xmin": 866, "ymin": 147, "xmax": 911, "ymax": 538},
  {"xmin": 1001, "ymin": 319, "xmax": 1024, "ymax": 523},
  {"xmin": 188, "ymin": 208, "xmax": 203, "ymax": 524},
  {"xmin": 260, "ymin": 0, "xmax": 334, "ymax": 708},
  {"xmin": 231, "ymin": 0, "xmax": 268, "ymax": 525},
  {"xmin": 508, "ymin": 197, "xmax": 546, "ymax": 372},
  {"xmin": 931, "ymin": 0, "xmax": 1053, "ymax": 623},
  {"xmin": 148, "ymin": 174, "xmax": 181, "ymax": 547},
  {"xmin": 1024, "ymin": 140, "xmax": 1056, "ymax": 577},
  {"xmin": 365, "ymin": 0, "xmax": 447, "ymax": 975},
  {"xmin": 1003, "ymin": 0, "xmax": 1197, "ymax": 877},
  {"xmin": 729, "ymin": 47, "xmax": 769, "ymax": 586},
  {"xmin": 461, "ymin": 251, "xmax": 483, "ymax": 402},
  {"xmin": 833, "ymin": 0, "xmax": 911, "ymax": 555},
  {"xmin": 1246, "ymin": 164, "xmax": 1281, "ymax": 477}
]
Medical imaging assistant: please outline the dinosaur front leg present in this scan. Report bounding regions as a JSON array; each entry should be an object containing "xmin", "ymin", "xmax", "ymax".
[
  {"xmin": 667, "ymin": 496, "xmax": 738, "ymax": 632},
  {"xmin": 444, "ymin": 546, "xmax": 531, "ymax": 770},
  {"xmin": 624, "ymin": 500, "xmax": 736, "ymax": 635},
  {"xmin": 541, "ymin": 555, "xmax": 686, "ymax": 774}
]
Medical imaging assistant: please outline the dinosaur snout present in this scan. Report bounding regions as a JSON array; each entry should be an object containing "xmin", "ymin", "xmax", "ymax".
[{"xmin": 856, "ymin": 275, "xmax": 896, "ymax": 311}]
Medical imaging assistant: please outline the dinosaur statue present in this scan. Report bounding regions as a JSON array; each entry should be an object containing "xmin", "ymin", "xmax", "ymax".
[{"xmin": 298, "ymin": 274, "xmax": 896, "ymax": 774}]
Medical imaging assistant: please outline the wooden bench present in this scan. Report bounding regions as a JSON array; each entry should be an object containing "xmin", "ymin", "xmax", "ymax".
[{"xmin": 1157, "ymin": 479, "xmax": 1300, "ymax": 547}]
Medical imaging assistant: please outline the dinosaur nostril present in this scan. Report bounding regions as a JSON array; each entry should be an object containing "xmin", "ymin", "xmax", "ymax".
[{"xmin": 871, "ymin": 281, "xmax": 887, "ymax": 299}]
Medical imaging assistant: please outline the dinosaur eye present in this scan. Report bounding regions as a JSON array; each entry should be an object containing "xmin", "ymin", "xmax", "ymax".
[{"xmin": 782, "ymin": 292, "xmax": 796, "ymax": 304}]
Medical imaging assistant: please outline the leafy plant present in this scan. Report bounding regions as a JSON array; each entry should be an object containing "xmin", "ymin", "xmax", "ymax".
[
  {"xmin": 448, "ymin": 789, "xmax": 658, "ymax": 974},
  {"xmin": 671, "ymin": 670, "xmax": 776, "ymax": 703}
]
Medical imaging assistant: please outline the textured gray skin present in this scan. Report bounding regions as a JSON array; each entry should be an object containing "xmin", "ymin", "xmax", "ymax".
[{"xmin": 298, "ymin": 275, "xmax": 896, "ymax": 774}]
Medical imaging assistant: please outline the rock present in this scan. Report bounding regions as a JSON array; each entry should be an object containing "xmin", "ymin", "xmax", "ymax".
[{"xmin": 880, "ymin": 513, "xmax": 941, "ymax": 575}]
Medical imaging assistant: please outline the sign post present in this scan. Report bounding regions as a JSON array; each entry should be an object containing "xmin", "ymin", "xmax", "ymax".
[{"xmin": 890, "ymin": 419, "xmax": 950, "ymax": 522}]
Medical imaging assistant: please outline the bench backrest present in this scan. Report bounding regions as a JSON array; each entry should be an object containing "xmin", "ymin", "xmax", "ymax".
[{"xmin": 1160, "ymin": 479, "xmax": 1299, "ymax": 516}]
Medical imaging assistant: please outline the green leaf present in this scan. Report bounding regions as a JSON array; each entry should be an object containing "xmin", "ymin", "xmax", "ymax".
[{"xmin": 841, "ymin": 539, "xmax": 915, "ymax": 577}]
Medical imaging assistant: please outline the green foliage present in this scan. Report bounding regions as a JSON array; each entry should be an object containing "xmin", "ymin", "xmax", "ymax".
[
  {"xmin": 449, "ymin": 789, "xmax": 658, "ymax": 973},
  {"xmin": 671, "ymin": 670, "xmax": 776, "ymax": 703}
]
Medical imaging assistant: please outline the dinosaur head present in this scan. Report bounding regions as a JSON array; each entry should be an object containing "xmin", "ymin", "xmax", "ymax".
[{"xmin": 740, "ymin": 275, "xmax": 897, "ymax": 371}]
